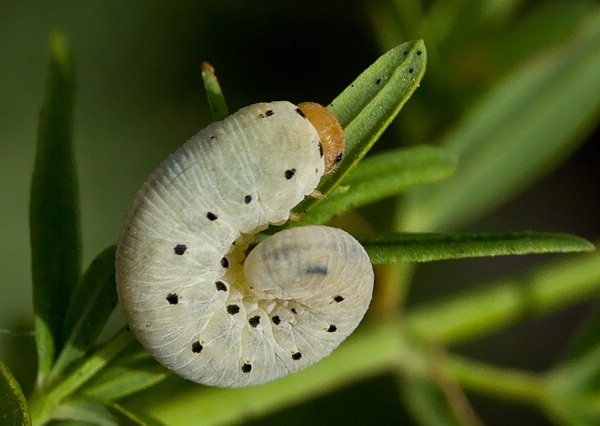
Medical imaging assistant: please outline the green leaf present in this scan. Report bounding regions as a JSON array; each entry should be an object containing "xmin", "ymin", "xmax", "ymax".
[
  {"xmin": 80, "ymin": 342, "xmax": 169, "ymax": 400},
  {"xmin": 292, "ymin": 39, "xmax": 427, "ymax": 215},
  {"xmin": 53, "ymin": 399, "xmax": 163, "ymax": 426},
  {"xmin": 566, "ymin": 306, "xmax": 600, "ymax": 362},
  {"xmin": 0, "ymin": 359, "xmax": 31, "ymax": 426},
  {"xmin": 201, "ymin": 62, "xmax": 228, "ymax": 122},
  {"xmin": 294, "ymin": 146, "xmax": 455, "ymax": 226},
  {"xmin": 50, "ymin": 245, "xmax": 119, "ymax": 381},
  {"xmin": 30, "ymin": 31, "xmax": 81, "ymax": 382},
  {"xmin": 406, "ymin": 247, "xmax": 600, "ymax": 345},
  {"xmin": 399, "ymin": 376, "xmax": 463, "ymax": 426},
  {"xmin": 402, "ymin": 10, "xmax": 600, "ymax": 231},
  {"xmin": 359, "ymin": 231, "xmax": 595, "ymax": 264}
]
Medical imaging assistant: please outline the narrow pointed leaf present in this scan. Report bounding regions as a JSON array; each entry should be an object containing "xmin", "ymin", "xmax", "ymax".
[
  {"xmin": 30, "ymin": 31, "xmax": 81, "ymax": 381},
  {"xmin": 50, "ymin": 245, "xmax": 119, "ymax": 380},
  {"xmin": 359, "ymin": 231, "xmax": 595, "ymax": 264},
  {"xmin": 294, "ymin": 146, "xmax": 455, "ymax": 226},
  {"xmin": 402, "ymin": 10, "xmax": 600, "ymax": 231},
  {"xmin": 80, "ymin": 341, "xmax": 169, "ymax": 400},
  {"xmin": 293, "ymin": 39, "xmax": 427, "ymax": 215},
  {"xmin": 0, "ymin": 359, "xmax": 31, "ymax": 425},
  {"xmin": 201, "ymin": 62, "xmax": 228, "ymax": 122},
  {"xmin": 53, "ymin": 399, "xmax": 163, "ymax": 426}
]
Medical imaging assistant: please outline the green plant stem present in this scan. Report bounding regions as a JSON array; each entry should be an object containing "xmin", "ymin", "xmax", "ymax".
[
  {"xmin": 447, "ymin": 355, "xmax": 546, "ymax": 406},
  {"xmin": 406, "ymin": 250, "xmax": 600, "ymax": 345},
  {"xmin": 29, "ymin": 328, "xmax": 135, "ymax": 425}
]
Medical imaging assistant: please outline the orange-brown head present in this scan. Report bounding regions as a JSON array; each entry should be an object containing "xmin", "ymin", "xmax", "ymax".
[{"xmin": 297, "ymin": 102, "xmax": 345, "ymax": 174}]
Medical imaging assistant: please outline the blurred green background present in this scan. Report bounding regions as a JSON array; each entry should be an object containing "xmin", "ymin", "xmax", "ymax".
[{"xmin": 1, "ymin": 1, "xmax": 599, "ymax": 424}]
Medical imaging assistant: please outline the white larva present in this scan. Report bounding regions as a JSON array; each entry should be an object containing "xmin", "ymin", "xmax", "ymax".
[{"xmin": 116, "ymin": 101, "xmax": 374, "ymax": 387}]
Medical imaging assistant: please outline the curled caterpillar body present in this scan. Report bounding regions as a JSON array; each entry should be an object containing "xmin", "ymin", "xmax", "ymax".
[{"xmin": 116, "ymin": 101, "xmax": 374, "ymax": 387}]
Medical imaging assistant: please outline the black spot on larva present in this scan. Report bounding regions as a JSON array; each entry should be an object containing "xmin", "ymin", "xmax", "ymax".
[
  {"xmin": 318, "ymin": 141, "xmax": 323, "ymax": 157},
  {"xmin": 221, "ymin": 257, "xmax": 229, "ymax": 268},
  {"xmin": 334, "ymin": 153, "xmax": 343, "ymax": 164},
  {"xmin": 291, "ymin": 308, "xmax": 297, "ymax": 314},
  {"xmin": 210, "ymin": 135, "xmax": 216, "ymax": 140},
  {"xmin": 376, "ymin": 78, "xmax": 381, "ymax": 84},
  {"xmin": 327, "ymin": 325, "xmax": 337, "ymax": 332},
  {"xmin": 166, "ymin": 293, "xmax": 179, "ymax": 304},
  {"xmin": 227, "ymin": 304, "xmax": 240, "ymax": 315},
  {"xmin": 265, "ymin": 110, "xmax": 274, "ymax": 116},
  {"xmin": 244, "ymin": 195, "xmax": 252, "ymax": 204},
  {"xmin": 296, "ymin": 108, "xmax": 306, "ymax": 118},
  {"xmin": 334, "ymin": 295, "xmax": 345, "ymax": 303},
  {"xmin": 272, "ymin": 315, "xmax": 281, "ymax": 325},
  {"xmin": 285, "ymin": 169, "xmax": 296, "ymax": 180},
  {"xmin": 259, "ymin": 113, "xmax": 265, "ymax": 118},
  {"xmin": 174, "ymin": 244, "xmax": 187, "ymax": 255},
  {"xmin": 248, "ymin": 316, "xmax": 261, "ymax": 327},
  {"xmin": 242, "ymin": 363, "xmax": 252, "ymax": 373},
  {"xmin": 417, "ymin": 50, "xmax": 422, "ymax": 56},
  {"xmin": 292, "ymin": 352, "xmax": 302, "ymax": 360},
  {"xmin": 409, "ymin": 68, "xmax": 414, "ymax": 74},
  {"xmin": 207, "ymin": 212, "xmax": 218, "ymax": 221},
  {"xmin": 192, "ymin": 341, "xmax": 203, "ymax": 353},
  {"xmin": 303, "ymin": 266, "xmax": 328, "ymax": 276},
  {"xmin": 215, "ymin": 281, "xmax": 227, "ymax": 292}
]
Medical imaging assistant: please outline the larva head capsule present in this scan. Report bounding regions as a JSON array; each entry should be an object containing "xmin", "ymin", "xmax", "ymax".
[{"xmin": 297, "ymin": 102, "xmax": 345, "ymax": 174}]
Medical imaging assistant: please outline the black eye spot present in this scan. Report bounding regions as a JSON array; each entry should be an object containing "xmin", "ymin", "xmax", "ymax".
[
  {"xmin": 318, "ymin": 141, "xmax": 323, "ymax": 157},
  {"xmin": 285, "ymin": 169, "xmax": 296, "ymax": 180},
  {"xmin": 265, "ymin": 110, "xmax": 274, "ymax": 117},
  {"xmin": 272, "ymin": 316, "xmax": 281, "ymax": 325},
  {"xmin": 403, "ymin": 51, "xmax": 408, "ymax": 55},
  {"xmin": 334, "ymin": 153, "xmax": 343, "ymax": 164},
  {"xmin": 291, "ymin": 308, "xmax": 297, "ymax": 314},
  {"xmin": 174, "ymin": 244, "xmax": 187, "ymax": 255},
  {"xmin": 215, "ymin": 281, "xmax": 227, "ymax": 292},
  {"xmin": 292, "ymin": 352, "xmax": 302, "ymax": 360},
  {"xmin": 207, "ymin": 212, "xmax": 218, "ymax": 221},
  {"xmin": 244, "ymin": 195, "xmax": 252, "ymax": 204},
  {"xmin": 376, "ymin": 78, "xmax": 381, "ymax": 84},
  {"xmin": 296, "ymin": 108, "xmax": 306, "ymax": 118},
  {"xmin": 227, "ymin": 304, "xmax": 240, "ymax": 315},
  {"xmin": 417, "ymin": 50, "xmax": 422, "ymax": 56},
  {"xmin": 334, "ymin": 295, "xmax": 344, "ymax": 303},
  {"xmin": 192, "ymin": 341, "xmax": 203, "ymax": 353},
  {"xmin": 248, "ymin": 316, "xmax": 261, "ymax": 327},
  {"xmin": 327, "ymin": 325, "xmax": 337, "ymax": 332},
  {"xmin": 242, "ymin": 363, "xmax": 252, "ymax": 373},
  {"xmin": 166, "ymin": 293, "xmax": 179, "ymax": 304},
  {"xmin": 221, "ymin": 257, "xmax": 229, "ymax": 268},
  {"xmin": 409, "ymin": 68, "xmax": 414, "ymax": 74}
]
